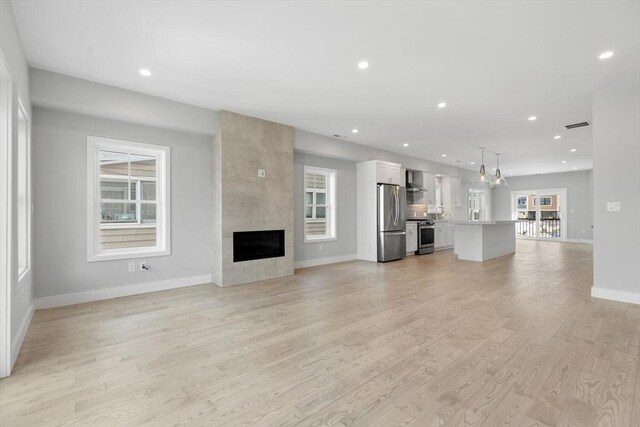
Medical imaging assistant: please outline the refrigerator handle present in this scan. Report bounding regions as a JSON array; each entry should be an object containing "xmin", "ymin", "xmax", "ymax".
[{"xmin": 394, "ymin": 189, "xmax": 399, "ymax": 227}]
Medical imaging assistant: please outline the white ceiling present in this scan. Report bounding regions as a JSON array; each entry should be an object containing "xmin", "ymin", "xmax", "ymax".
[{"xmin": 11, "ymin": 1, "xmax": 640, "ymax": 176}]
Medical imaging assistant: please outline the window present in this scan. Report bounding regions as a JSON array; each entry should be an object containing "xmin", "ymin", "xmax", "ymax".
[
  {"xmin": 304, "ymin": 166, "xmax": 336, "ymax": 242},
  {"xmin": 539, "ymin": 196, "xmax": 552, "ymax": 206},
  {"xmin": 87, "ymin": 136, "xmax": 170, "ymax": 261},
  {"xmin": 17, "ymin": 99, "xmax": 30, "ymax": 279},
  {"xmin": 517, "ymin": 196, "xmax": 527, "ymax": 209}
]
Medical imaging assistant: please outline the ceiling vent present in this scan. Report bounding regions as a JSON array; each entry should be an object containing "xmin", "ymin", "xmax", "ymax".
[{"xmin": 564, "ymin": 121, "xmax": 591, "ymax": 130}]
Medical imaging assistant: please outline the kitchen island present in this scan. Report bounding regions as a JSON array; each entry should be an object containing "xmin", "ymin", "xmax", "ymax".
[{"xmin": 453, "ymin": 220, "xmax": 520, "ymax": 262}]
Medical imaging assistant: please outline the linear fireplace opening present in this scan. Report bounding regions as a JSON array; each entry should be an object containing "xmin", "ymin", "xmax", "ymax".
[{"xmin": 233, "ymin": 230, "xmax": 285, "ymax": 263}]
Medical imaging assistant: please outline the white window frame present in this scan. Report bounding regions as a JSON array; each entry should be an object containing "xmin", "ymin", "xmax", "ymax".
[
  {"xmin": 87, "ymin": 136, "xmax": 171, "ymax": 262},
  {"xmin": 303, "ymin": 166, "xmax": 337, "ymax": 243},
  {"xmin": 16, "ymin": 97, "xmax": 30, "ymax": 282}
]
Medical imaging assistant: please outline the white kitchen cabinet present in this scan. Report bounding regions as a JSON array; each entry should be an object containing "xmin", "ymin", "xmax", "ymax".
[
  {"xmin": 441, "ymin": 176, "xmax": 462, "ymax": 207},
  {"xmin": 423, "ymin": 173, "xmax": 436, "ymax": 206},
  {"xmin": 376, "ymin": 162, "xmax": 404, "ymax": 186},
  {"xmin": 435, "ymin": 222, "xmax": 454, "ymax": 249},
  {"xmin": 406, "ymin": 222, "xmax": 418, "ymax": 254}
]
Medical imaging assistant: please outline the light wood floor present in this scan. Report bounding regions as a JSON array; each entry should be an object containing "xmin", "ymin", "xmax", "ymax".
[{"xmin": 1, "ymin": 241, "xmax": 638, "ymax": 426}]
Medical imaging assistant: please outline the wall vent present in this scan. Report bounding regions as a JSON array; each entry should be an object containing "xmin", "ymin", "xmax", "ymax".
[{"xmin": 564, "ymin": 121, "xmax": 591, "ymax": 130}]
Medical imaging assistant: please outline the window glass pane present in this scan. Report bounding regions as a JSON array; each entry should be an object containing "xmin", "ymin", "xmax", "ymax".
[
  {"xmin": 17, "ymin": 107, "xmax": 28, "ymax": 274},
  {"xmin": 305, "ymin": 191, "xmax": 313, "ymax": 205},
  {"xmin": 130, "ymin": 155, "xmax": 156, "ymax": 178},
  {"xmin": 142, "ymin": 181, "xmax": 156, "ymax": 200},
  {"xmin": 142, "ymin": 203, "xmax": 156, "ymax": 223},
  {"xmin": 100, "ymin": 202, "xmax": 137, "ymax": 223},
  {"xmin": 316, "ymin": 207, "xmax": 326, "ymax": 218},
  {"xmin": 100, "ymin": 180, "xmax": 129, "ymax": 200},
  {"xmin": 100, "ymin": 150, "xmax": 130, "ymax": 177},
  {"xmin": 315, "ymin": 174, "xmax": 326, "ymax": 190},
  {"xmin": 305, "ymin": 173, "xmax": 316, "ymax": 189},
  {"xmin": 316, "ymin": 192, "xmax": 326, "ymax": 205},
  {"xmin": 305, "ymin": 206, "xmax": 313, "ymax": 219}
]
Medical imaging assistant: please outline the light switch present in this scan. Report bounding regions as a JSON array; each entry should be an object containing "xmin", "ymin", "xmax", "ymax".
[
  {"xmin": 258, "ymin": 169, "xmax": 266, "ymax": 178},
  {"xmin": 607, "ymin": 202, "xmax": 621, "ymax": 212}
]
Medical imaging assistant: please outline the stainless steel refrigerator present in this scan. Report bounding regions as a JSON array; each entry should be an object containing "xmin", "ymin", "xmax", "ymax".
[{"xmin": 377, "ymin": 184, "xmax": 406, "ymax": 262}]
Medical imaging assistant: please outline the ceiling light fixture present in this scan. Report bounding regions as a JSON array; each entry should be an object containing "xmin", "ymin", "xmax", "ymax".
[
  {"xmin": 570, "ymin": 148, "xmax": 577, "ymax": 152},
  {"xmin": 358, "ymin": 61, "xmax": 369, "ymax": 69},
  {"xmin": 139, "ymin": 68, "xmax": 151, "ymax": 77},
  {"xmin": 470, "ymin": 162, "xmax": 475, "ymax": 165},
  {"xmin": 561, "ymin": 160, "xmax": 567, "ymax": 163},
  {"xmin": 352, "ymin": 128, "xmax": 358, "ymax": 134},
  {"xmin": 528, "ymin": 116, "xmax": 537, "ymax": 121},
  {"xmin": 473, "ymin": 148, "xmax": 491, "ymax": 187},
  {"xmin": 491, "ymin": 153, "xmax": 508, "ymax": 188},
  {"xmin": 403, "ymin": 143, "xmax": 409, "ymax": 147},
  {"xmin": 573, "ymin": 167, "xmax": 578, "ymax": 170},
  {"xmin": 441, "ymin": 154, "xmax": 447, "ymax": 157},
  {"xmin": 598, "ymin": 51, "xmax": 614, "ymax": 60},
  {"xmin": 554, "ymin": 135, "xmax": 561, "ymax": 140},
  {"xmin": 437, "ymin": 102, "xmax": 447, "ymax": 109}
]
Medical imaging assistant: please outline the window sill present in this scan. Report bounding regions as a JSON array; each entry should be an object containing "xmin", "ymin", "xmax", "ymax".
[
  {"xmin": 304, "ymin": 236, "xmax": 337, "ymax": 244},
  {"xmin": 88, "ymin": 248, "xmax": 170, "ymax": 263}
]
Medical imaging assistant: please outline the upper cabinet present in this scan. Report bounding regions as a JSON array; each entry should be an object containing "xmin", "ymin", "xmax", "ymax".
[
  {"xmin": 376, "ymin": 161, "xmax": 404, "ymax": 186},
  {"xmin": 423, "ymin": 173, "xmax": 436, "ymax": 206},
  {"xmin": 441, "ymin": 176, "xmax": 462, "ymax": 207}
]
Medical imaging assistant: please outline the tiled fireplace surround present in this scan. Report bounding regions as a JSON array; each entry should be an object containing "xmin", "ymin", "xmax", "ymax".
[{"xmin": 212, "ymin": 111, "xmax": 294, "ymax": 286}]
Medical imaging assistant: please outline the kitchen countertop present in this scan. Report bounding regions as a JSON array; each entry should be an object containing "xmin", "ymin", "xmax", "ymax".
[{"xmin": 453, "ymin": 220, "xmax": 521, "ymax": 225}]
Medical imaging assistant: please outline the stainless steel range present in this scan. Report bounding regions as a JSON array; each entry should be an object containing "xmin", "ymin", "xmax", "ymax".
[{"xmin": 416, "ymin": 219, "xmax": 435, "ymax": 254}]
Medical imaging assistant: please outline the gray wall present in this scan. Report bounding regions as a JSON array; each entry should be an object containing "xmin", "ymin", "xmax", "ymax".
[
  {"xmin": 294, "ymin": 152, "xmax": 357, "ymax": 264},
  {"xmin": 492, "ymin": 170, "xmax": 593, "ymax": 240},
  {"xmin": 1, "ymin": 0, "xmax": 33, "ymax": 360},
  {"xmin": 32, "ymin": 107, "xmax": 212, "ymax": 298},
  {"xmin": 592, "ymin": 81, "xmax": 640, "ymax": 298},
  {"xmin": 30, "ymin": 69, "xmax": 218, "ymax": 135}
]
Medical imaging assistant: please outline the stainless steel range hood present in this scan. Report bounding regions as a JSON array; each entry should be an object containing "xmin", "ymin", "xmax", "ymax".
[{"xmin": 406, "ymin": 170, "xmax": 426, "ymax": 192}]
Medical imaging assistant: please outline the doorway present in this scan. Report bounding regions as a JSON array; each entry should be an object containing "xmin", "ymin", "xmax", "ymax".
[{"xmin": 511, "ymin": 188, "xmax": 567, "ymax": 241}]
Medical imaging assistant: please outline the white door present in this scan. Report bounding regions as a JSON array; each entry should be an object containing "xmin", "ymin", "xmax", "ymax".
[{"xmin": 511, "ymin": 189, "xmax": 567, "ymax": 241}]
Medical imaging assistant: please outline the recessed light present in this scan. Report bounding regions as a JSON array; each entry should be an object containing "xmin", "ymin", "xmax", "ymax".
[
  {"xmin": 437, "ymin": 102, "xmax": 447, "ymax": 109},
  {"xmin": 358, "ymin": 61, "xmax": 369, "ymax": 69},
  {"xmin": 598, "ymin": 51, "xmax": 614, "ymax": 60},
  {"xmin": 570, "ymin": 148, "xmax": 577, "ymax": 152},
  {"xmin": 139, "ymin": 68, "xmax": 151, "ymax": 77},
  {"xmin": 470, "ymin": 162, "xmax": 476, "ymax": 165},
  {"xmin": 561, "ymin": 160, "xmax": 567, "ymax": 163},
  {"xmin": 441, "ymin": 154, "xmax": 447, "ymax": 157},
  {"xmin": 528, "ymin": 116, "xmax": 537, "ymax": 121},
  {"xmin": 352, "ymin": 128, "xmax": 358, "ymax": 134},
  {"xmin": 573, "ymin": 167, "xmax": 578, "ymax": 170},
  {"xmin": 554, "ymin": 135, "xmax": 561, "ymax": 140},
  {"xmin": 403, "ymin": 143, "xmax": 409, "ymax": 147}
]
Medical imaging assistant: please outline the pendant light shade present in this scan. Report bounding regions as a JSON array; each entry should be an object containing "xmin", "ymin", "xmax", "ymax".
[
  {"xmin": 492, "ymin": 153, "xmax": 508, "ymax": 187},
  {"xmin": 473, "ymin": 148, "xmax": 491, "ymax": 186}
]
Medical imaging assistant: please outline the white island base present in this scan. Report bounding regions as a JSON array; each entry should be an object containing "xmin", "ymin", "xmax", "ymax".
[{"xmin": 453, "ymin": 221, "xmax": 519, "ymax": 262}]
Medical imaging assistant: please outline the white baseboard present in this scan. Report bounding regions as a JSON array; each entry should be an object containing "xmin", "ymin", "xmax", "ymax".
[
  {"xmin": 591, "ymin": 287, "xmax": 640, "ymax": 305},
  {"xmin": 11, "ymin": 302, "xmax": 34, "ymax": 369},
  {"xmin": 565, "ymin": 238, "xmax": 593, "ymax": 244},
  {"xmin": 294, "ymin": 253, "xmax": 357, "ymax": 269},
  {"xmin": 34, "ymin": 274, "xmax": 213, "ymax": 310}
]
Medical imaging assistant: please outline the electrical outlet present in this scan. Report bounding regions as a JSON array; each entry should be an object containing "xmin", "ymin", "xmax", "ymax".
[
  {"xmin": 607, "ymin": 202, "xmax": 621, "ymax": 212},
  {"xmin": 128, "ymin": 262, "xmax": 135, "ymax": 272},
  {"xmin": 258, "ymin": 169, "xmax": 266, "ymax": 178}
]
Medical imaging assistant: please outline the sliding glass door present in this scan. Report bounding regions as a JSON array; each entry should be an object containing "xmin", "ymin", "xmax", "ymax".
[{"xmin": 511, "ymin": 189, "xmax": 567, "ymax": 241}]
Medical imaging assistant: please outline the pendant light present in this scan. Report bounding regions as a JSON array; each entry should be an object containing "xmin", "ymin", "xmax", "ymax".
[
  {"xmin": 492, "ymin": 153, "xmax": 508, "ymax": 187},
  {"xmin": 473, "ymin": 148, "xmax": 491, "ymax": 186}
]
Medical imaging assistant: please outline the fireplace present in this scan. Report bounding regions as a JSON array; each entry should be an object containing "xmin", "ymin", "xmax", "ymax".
[{"xmin": 233, "ymin": 230, "xmax": 285, "ymax": 263}]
